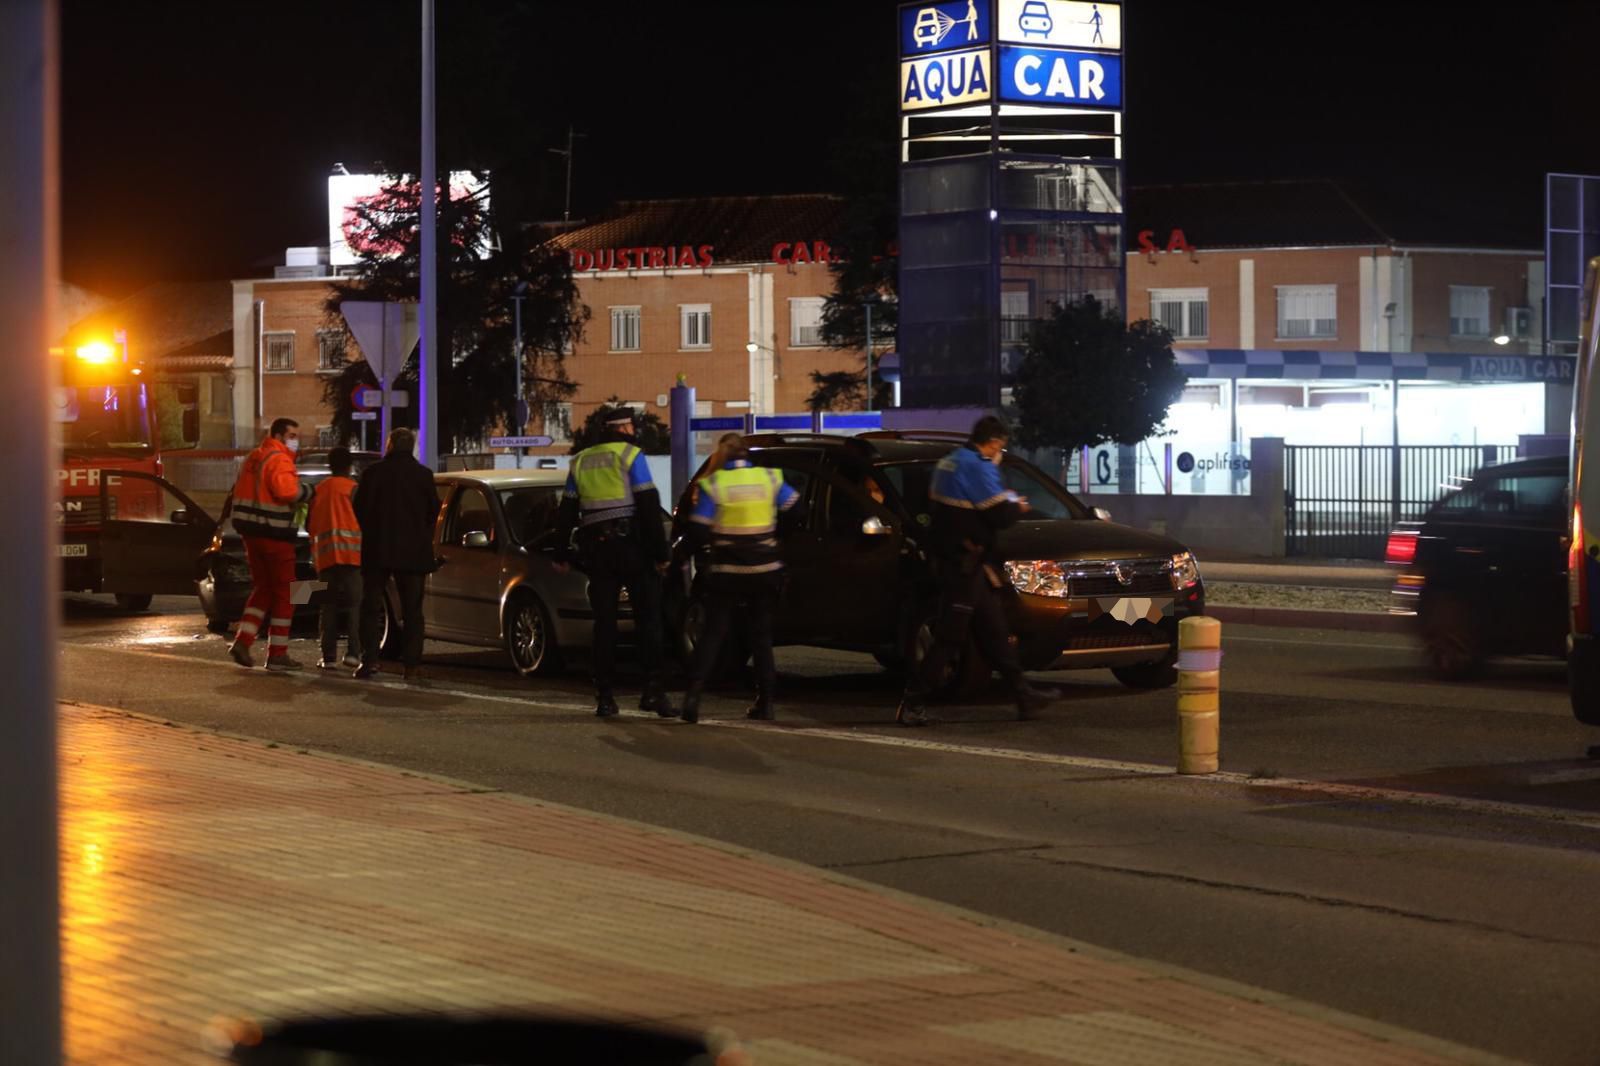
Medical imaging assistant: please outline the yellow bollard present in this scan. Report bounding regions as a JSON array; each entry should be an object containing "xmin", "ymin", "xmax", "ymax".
[{"xmin": 1176, "ymin": 616, "xmax": 1222, "ymax": 774}]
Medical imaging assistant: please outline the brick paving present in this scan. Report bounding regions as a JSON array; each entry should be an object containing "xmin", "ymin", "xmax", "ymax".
[{"xmin": 57, "ymin": 703, "xmax": 1506, "ymax": 1065}]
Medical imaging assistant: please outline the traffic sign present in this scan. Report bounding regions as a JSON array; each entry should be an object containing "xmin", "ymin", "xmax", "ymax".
[
  {"xmin": 488, "ymin": 435, "xmax": 553, "ymax": 448},
  {"xmin": 340, "ymin": 301, "xmax": 419, "ymax": 381},
  {"xmin": 352, "ymin": 411, "xmax": 377, "ymax": 421},
  {"xmin": 358, "ymin": 388, "xmax": 409, "ymax": 408}
]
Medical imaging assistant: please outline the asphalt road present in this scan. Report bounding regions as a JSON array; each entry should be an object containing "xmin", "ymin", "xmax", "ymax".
[{"xmin": 58, "ymin": 593, "xmax": 1600, "ymax": 1065}]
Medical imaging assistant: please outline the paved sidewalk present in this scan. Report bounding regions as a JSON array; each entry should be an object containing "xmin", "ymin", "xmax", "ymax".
[{"xmin": 59, "ymin": 702, "xmax": 1505, "ymax": 1065}]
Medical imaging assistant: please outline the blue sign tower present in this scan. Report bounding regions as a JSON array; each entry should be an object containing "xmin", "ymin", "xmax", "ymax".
[{"xmin": 897, "ymin": 0, "xmax": 1126, "ymax": 410}]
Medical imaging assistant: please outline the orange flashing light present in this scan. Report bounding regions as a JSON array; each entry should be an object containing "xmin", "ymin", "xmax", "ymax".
[{"xmin": 74, "ymin": 341, "xmax": 116, "ymax": 365}]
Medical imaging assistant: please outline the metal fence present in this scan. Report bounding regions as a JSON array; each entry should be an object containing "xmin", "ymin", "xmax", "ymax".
[{"xmin": 1284, "ymin": 444, "xmax": 1518, "ymax": 558}]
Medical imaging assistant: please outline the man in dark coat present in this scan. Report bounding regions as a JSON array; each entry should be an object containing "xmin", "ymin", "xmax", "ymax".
[{"xmin": 353, "ymin": 427, "xmax": 441, "ymax": 681}]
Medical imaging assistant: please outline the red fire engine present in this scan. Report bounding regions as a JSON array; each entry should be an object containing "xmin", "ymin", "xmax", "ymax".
[{"xmin": 55, "ymin": 334, "xmax": 199, "ymax": 609}]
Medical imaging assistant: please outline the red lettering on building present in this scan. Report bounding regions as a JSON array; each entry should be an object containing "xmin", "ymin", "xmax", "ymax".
[{"xmin": 771, "ymin": 242, "xmax": 792, "ymax": 264}]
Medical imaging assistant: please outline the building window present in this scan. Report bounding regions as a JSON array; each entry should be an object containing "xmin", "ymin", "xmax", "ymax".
[
  {"xmin": 1000, "ymin": 290, "xmax": 1032, "ymax": 343},
  {"xmin": 1150, "ymin": 288, "xmax": 1209, "ymax": 339},
  {"xmin": 1450, "ymin": 286, "xmax": 1492, "ymax": 337},
  {"xmin": 609, "ymin": 307, "xmax": 641, "ymax": 352},
  {"xmin": 680, "ymin": 304, "xmax": 712, "ymax": 349},
  {"xmin": 209, "ymin": 378, "xmax": 231, "ymax": 417},
  {"xmin": 1276, "ymin": 285, "xmax": 1337, "ymax": 340},
  {"xmin": 315, "ymin": 425, "xmax": 337, "ymax": 448},
  {"xmin": 543, "ymin": 402, "xmax": 572, "ymax": 444},
  {"xmin": 263, "ymin": 332, "xmax": 295, "ymax": 372},
  {"xmin": 790, "ymin": 297, "xmax": 825, "ymax": 347},
  {"xmin": 316, "ymin": 330, "xmax": 347, "ymax": 372}
]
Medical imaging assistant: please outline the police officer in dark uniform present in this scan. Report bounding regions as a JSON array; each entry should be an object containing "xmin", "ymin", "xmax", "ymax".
[
  {"xmin": 555, "ymin": 406, "xmax": 676, "ymax": 719},
  {"xmin": 679, "ymin": 435, "xmax": 798, "ymax": 724},
  {"xmin": 896, "ymin": 416, "xmax": 1055, "ymax": 726}
]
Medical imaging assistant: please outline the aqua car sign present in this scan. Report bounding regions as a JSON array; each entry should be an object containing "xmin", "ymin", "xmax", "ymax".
[
  {"xmin": 997, "ymin": 45, "xmax": 1121, "ymax": 107},
  {"xmin": 901, "ymin": 47, "xmax": 993, "ymax": 111},
  {"xmin": 997, "ymin": 0, "xmax": 1122, "ymax": 51},
  {"xmin": 900, "ymin": 1, "xmax": 991, "ymax": 55}
]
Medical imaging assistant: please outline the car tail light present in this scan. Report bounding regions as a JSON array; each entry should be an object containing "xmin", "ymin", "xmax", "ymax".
[
  {"xmin": 1384, "ymin": 530, "xmax": 1417, "ymax": 566},
  {"xmin": 1572, "ymin": 503, "xmax": 1588, "ymax": 634}
]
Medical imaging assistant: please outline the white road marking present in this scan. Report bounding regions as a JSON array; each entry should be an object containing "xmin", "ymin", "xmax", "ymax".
[
  {"xmin": 1223, "ymin": 635, "xmax": 1415, "ymax": 652},
  {"xmin": 63, "ymin": 643, "xmax": 1600, "ymax": 830}
]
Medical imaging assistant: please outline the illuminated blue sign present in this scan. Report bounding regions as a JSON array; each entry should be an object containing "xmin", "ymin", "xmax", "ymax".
[
  {"xmin": 900, "ymin": 47, "xmax": 993, "ymax": 112},
  {"xmin": 899, "ymin": 1, "xmax": 991, "ymax": 56},
  {"xmin": 997, "ymin": 45, "xmax": 1122, "ymax": 108}
]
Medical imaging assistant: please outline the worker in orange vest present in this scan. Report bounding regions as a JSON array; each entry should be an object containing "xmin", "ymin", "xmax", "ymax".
[
  {"xmin": 227, "ymin": 417, "xmax": 313, "ymax": 671},
  {"xmin": 307, "ymin": 446, "xmax": 363, "ymax": 670}
]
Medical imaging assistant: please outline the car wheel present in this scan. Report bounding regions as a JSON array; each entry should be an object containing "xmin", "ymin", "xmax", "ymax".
[
  {"xmin": 1112, "ymin": 655, "xmax": 1178, "ymax": 689},
  {"xmin": 1421, "ymin": 595, "xmax": 1483, "ymax": 680},
  {"xmin": 905, "ymin": 610, "xmax": 990, "ymax": 698},
  {"xmin": 505, "ymin": 593, "xmax": 561, "ymax": 677},
  {"xmin": 196, "ymin": 572, "xmax": 228, "ymax": 633},
  {"xmin": 115, "ymin": 593, "xmax": 153, "ymax": 613}
]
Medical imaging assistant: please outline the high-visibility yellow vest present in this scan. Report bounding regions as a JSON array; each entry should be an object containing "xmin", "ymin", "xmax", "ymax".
[
  {"xmin": 308, "ymin": 475, "xmax": 362, "ymax": 572},
  {"xmin": 700, "ymin": 465, "xmax": 782, "ymax": 536},
  {"xmin": 572, "ymin": 440, "xmax": 643, "ymax": 525}
]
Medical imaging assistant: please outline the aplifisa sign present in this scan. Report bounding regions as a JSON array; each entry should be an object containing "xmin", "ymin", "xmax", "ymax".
[{"xmin": 900, "ymin": 47, "xmax": 992, "ymax": 111}]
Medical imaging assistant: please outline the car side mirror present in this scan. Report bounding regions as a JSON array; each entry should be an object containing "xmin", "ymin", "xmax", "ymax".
[
  {"xmin": 170, "ymin": 508, "xmax": 191, "ymax": 525},
  {"xmin": 461, "ymin": 531, "xmax": 491, "ymax": 549},
  {"xmin": 1093, "ymin": 507, "xmax": 1112, "ymax": 522},
  {"xmin": 861, "ymin": 516, "xmax": 893, "ymax": 536}
]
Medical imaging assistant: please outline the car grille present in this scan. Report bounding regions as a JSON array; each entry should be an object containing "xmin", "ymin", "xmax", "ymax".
[
  {"xmin": 1063, "ymin": 631, "xmax": 1167, "ymax": 652},
  {"xmin": 1066, "ymin": 559, "xmax": 1175, "ymax": 598}
]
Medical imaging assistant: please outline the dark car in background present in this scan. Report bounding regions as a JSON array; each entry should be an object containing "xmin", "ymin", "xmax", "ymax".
[
  {"xmin": 669, "ymin": 431, "xmax": 1206, "ymax": 691},
  {"xmin": 1387, "ymin": 455, "xmax": 1568, "ymax": 678}
]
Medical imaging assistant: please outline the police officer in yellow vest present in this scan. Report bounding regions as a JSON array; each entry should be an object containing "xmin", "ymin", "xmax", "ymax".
[
  {"xmin": 679, "ymin": 434, "xmax": 798, "ymax": 724},
  {"xmin": 555, "ymin": 406, "xmax": 676, "ymax": 718}
]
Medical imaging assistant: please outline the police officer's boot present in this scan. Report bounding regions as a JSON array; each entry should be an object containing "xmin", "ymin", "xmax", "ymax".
[
  {"xmin": 680, "ymin": 683, "xmax": 703, "ymax": 724},
  {"xmin": 594, "ymin": 688, "xmax": 620, "ymax": 718},
  {"xmin": 639, "ymin": 682, "xmax": 678, "ymax": 719},
  {"xmin": 746, "ymin": 684, "xmax": 775, "ymax": 721},
  {"xmin": 1011, "ymin": 676, "xmax": 1055, "ymax": 721},
  {"xmin": 895, "ymin": 692, "xmax": 937, "ymax": 727}
]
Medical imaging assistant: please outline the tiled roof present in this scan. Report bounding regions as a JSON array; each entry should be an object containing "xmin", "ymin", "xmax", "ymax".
[
  {"xmin": 548, "ymin": 194, "xmax": 849, "ymax": 264},
  {"xmin": 158, "ymin": 329, "xmax": 234, "ymax": 371},
  {"xmin": 1127, "ymin": 179, "xmax": 1539, "ymax": 252}
]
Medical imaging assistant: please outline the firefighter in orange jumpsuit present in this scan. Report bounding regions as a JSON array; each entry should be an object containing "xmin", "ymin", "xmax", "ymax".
[{"xmin": 227, "ymin": 417, "xmax": 313, "ymax": 670}]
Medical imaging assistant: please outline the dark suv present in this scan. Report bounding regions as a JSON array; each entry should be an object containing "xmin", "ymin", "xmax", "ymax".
[
  {"xmin": 669, "ymin": 432, "xmax": 1206, "ymax": 690},
  {"xmin": 1387, "ymin": 455, "xmax": 1568, "ymax": 678}
]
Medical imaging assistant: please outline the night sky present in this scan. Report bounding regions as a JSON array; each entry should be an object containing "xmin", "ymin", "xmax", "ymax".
[{"xmin": 61, "ymin": 0, "xmax": 1600, "ymax": 297}]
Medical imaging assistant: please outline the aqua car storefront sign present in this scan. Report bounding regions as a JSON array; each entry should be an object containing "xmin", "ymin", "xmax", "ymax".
[
  {"xmin": 900, "ymin": 47, "xmax": 993, "ymax": 111},
  {"xmin": 997, "ymin": 44, "xmax": 1122, "ymax": 107}
]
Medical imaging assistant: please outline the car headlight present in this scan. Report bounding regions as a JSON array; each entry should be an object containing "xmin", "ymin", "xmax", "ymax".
[
  {"xmin": 1005, "ymin": 560, "xmax": 1071, "ymax": 597},
  {"xmin": 1170, "ymin": 551, "xmax": 1200, "ymax": 589}
]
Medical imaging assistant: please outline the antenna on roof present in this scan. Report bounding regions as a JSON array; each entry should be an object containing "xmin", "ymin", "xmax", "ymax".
[{"xmin": 547, "ymin": 125, "xmax": 587, "ymax": 225}]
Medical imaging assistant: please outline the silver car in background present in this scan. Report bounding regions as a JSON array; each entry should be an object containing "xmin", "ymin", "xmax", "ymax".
[{"xmin": 378, "ymin": 469, "xmax": 651, "ymax": 676}]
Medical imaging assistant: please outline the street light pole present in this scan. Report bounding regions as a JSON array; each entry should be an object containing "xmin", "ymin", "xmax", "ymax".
[
  {"xmin": 512, "ymin": 284, "xmax": 526, "ymax": 470},
  {"xmin": 864, "ymin": 299, "xmax": 874, "ymax": 413},
  {"xmin": 418, "ymin": 0, "xmax": 439, "ymax": 467}
]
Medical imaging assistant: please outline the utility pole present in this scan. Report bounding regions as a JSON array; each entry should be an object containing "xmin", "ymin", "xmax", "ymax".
[
  {"xmin": 548, "ymin": 125, "xmax": 585, "ymax": 225},
  {"xmin": 512, "ymin": 282, "xmax": 527, "ymax": 469},
  {"xmin": 418, "ymin": 0, "xmax": 439, "ymax": 467}
]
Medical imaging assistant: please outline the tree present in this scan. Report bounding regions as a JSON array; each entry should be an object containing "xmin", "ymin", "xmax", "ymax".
[
  {"xmin": 320, "ymin": 174, "xmax": 587, "ymax": 451},
  {"xmin": 1011, "ymin": 297, "xmax": 1187, "ymax": 453},
  {"xmin": 569, "ymin": 396, "xmax": 671, "ymax": 456}
]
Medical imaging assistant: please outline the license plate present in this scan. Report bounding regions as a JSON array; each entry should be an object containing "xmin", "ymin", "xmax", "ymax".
[{"xmin": 58, "ymin": 543, "xmax": 89, "ymax": 557}]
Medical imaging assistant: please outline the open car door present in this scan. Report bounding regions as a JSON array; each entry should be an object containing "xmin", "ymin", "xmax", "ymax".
[{"xmin": 99, "ymin": 470, "xmax": 218, "ymax": 596}]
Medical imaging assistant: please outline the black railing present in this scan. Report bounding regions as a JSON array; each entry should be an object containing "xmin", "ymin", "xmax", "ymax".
[{"xmin": 1284, "ymin": 444, "xmax": 1516, "ymax": 558}]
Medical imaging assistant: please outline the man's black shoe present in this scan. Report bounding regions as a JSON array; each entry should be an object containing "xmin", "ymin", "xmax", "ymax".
[
  {"xmin": 352, "ymin": 662, "xmax": 377, "ymax": 680},
  {"xmin": 679, "ymin": 685, "xmax": 702, "ymax": 724},
  {"xmin": 595, "ymin": 691, "xmax": 620, "ymax": 718},
  {"xmin": 895, "ymin": 700, "xmax": 936, "ymax": 727},
  {"xmin": 1015, "ymin": 682, "xmax": 1055, "ymax": 721},
  {"xmin": 639, "ymin": 688, "xmax": 678, "ymax": 718},
  {"xmin": 746, "ymin": 689, "xmax": 775, "ymax": 721}
]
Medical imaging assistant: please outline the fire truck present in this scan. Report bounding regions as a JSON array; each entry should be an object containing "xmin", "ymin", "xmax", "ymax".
[{"xmin": 55, "ymin": 335, "xmax": 203, "ymax": 610}]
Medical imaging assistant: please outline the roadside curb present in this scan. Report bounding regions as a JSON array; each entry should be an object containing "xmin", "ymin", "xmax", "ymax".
[{"xmin": 1207, "ymin": 603, "xmax": 1412, "ymax": 633}]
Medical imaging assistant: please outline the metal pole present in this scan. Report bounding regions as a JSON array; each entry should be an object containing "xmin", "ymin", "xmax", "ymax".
[
  {"xmin": 563, "ymin": 125, "xmax": 575, "ymax": 224},
  {"xmin": 512, "ymin": 292, "xmax": 523, "ymax": 469},
  {"xmin": 865, "ymin": 300, "xmax": 873, "ymax": 413},
  {"xmin": 418, "ymin": 0, "xmax": 439, "ymax": 467},
  {"xmin": 0, "ymin": 0, "xmax": 62, "ymax": 1060}
]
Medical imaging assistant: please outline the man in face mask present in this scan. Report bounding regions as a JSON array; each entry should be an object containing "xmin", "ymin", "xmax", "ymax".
[{"xmin": 226, "ymin": 417, "xmax": 313, "ymax": 671}]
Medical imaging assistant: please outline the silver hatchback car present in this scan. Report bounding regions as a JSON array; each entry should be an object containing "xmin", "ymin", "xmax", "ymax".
[{"xmin": 380, "ymin": 469, "xmax": 654, "ymax": 676}]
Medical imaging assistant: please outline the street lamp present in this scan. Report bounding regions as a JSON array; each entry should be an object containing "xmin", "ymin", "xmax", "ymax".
[{"xmin": 1492, "ymin": 333, "xmax": 1512, "ymax": 346}]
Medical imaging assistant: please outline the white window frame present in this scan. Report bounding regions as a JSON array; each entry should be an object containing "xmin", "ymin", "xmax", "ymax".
[
  {"xmin": 1276, "ymin": 285, "xmax": 1337, "ymax": 340},
  {"xmin": 315, "ymin": 329, "xmax": 347, "ymax": 373},
  {"xmin": 679, "ymin": 304, "xmax": 712, "ymax": 350},
  {"xmin": 609, "ymin": 306, "xmax": 641, "ymax": 352},
  {"xmin": 1150, "ymin": 287, "xmax": 1209, "ymax": 340},
  {"xmin": 789, "ymin": 297, "xmax": 825, "ymax": 348},
  {"xmin": 1449, "ymin": 285, "xmax": 1492, "ymax": 338},
  {"xmin": 543, "ymin": 402, "xmax": 573, "ymax": 445},
  {"xmin": 263, "ymin": 331, "xmax": 296, "ymax": 373}
]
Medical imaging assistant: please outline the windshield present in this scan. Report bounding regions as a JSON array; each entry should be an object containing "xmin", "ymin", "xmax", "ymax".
[
  {"xmin": 876, "ymin": 456, "xmax": 1090, "ymax": 521},
  {"xmin": 58, "ymin": 385, "xmax": 152, "ymax": 452}
]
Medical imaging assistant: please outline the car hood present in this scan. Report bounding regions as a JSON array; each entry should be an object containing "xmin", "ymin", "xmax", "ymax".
[{"xmin": 994, "ymin": 518, "xmax": 1189, "ymax": 562}]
